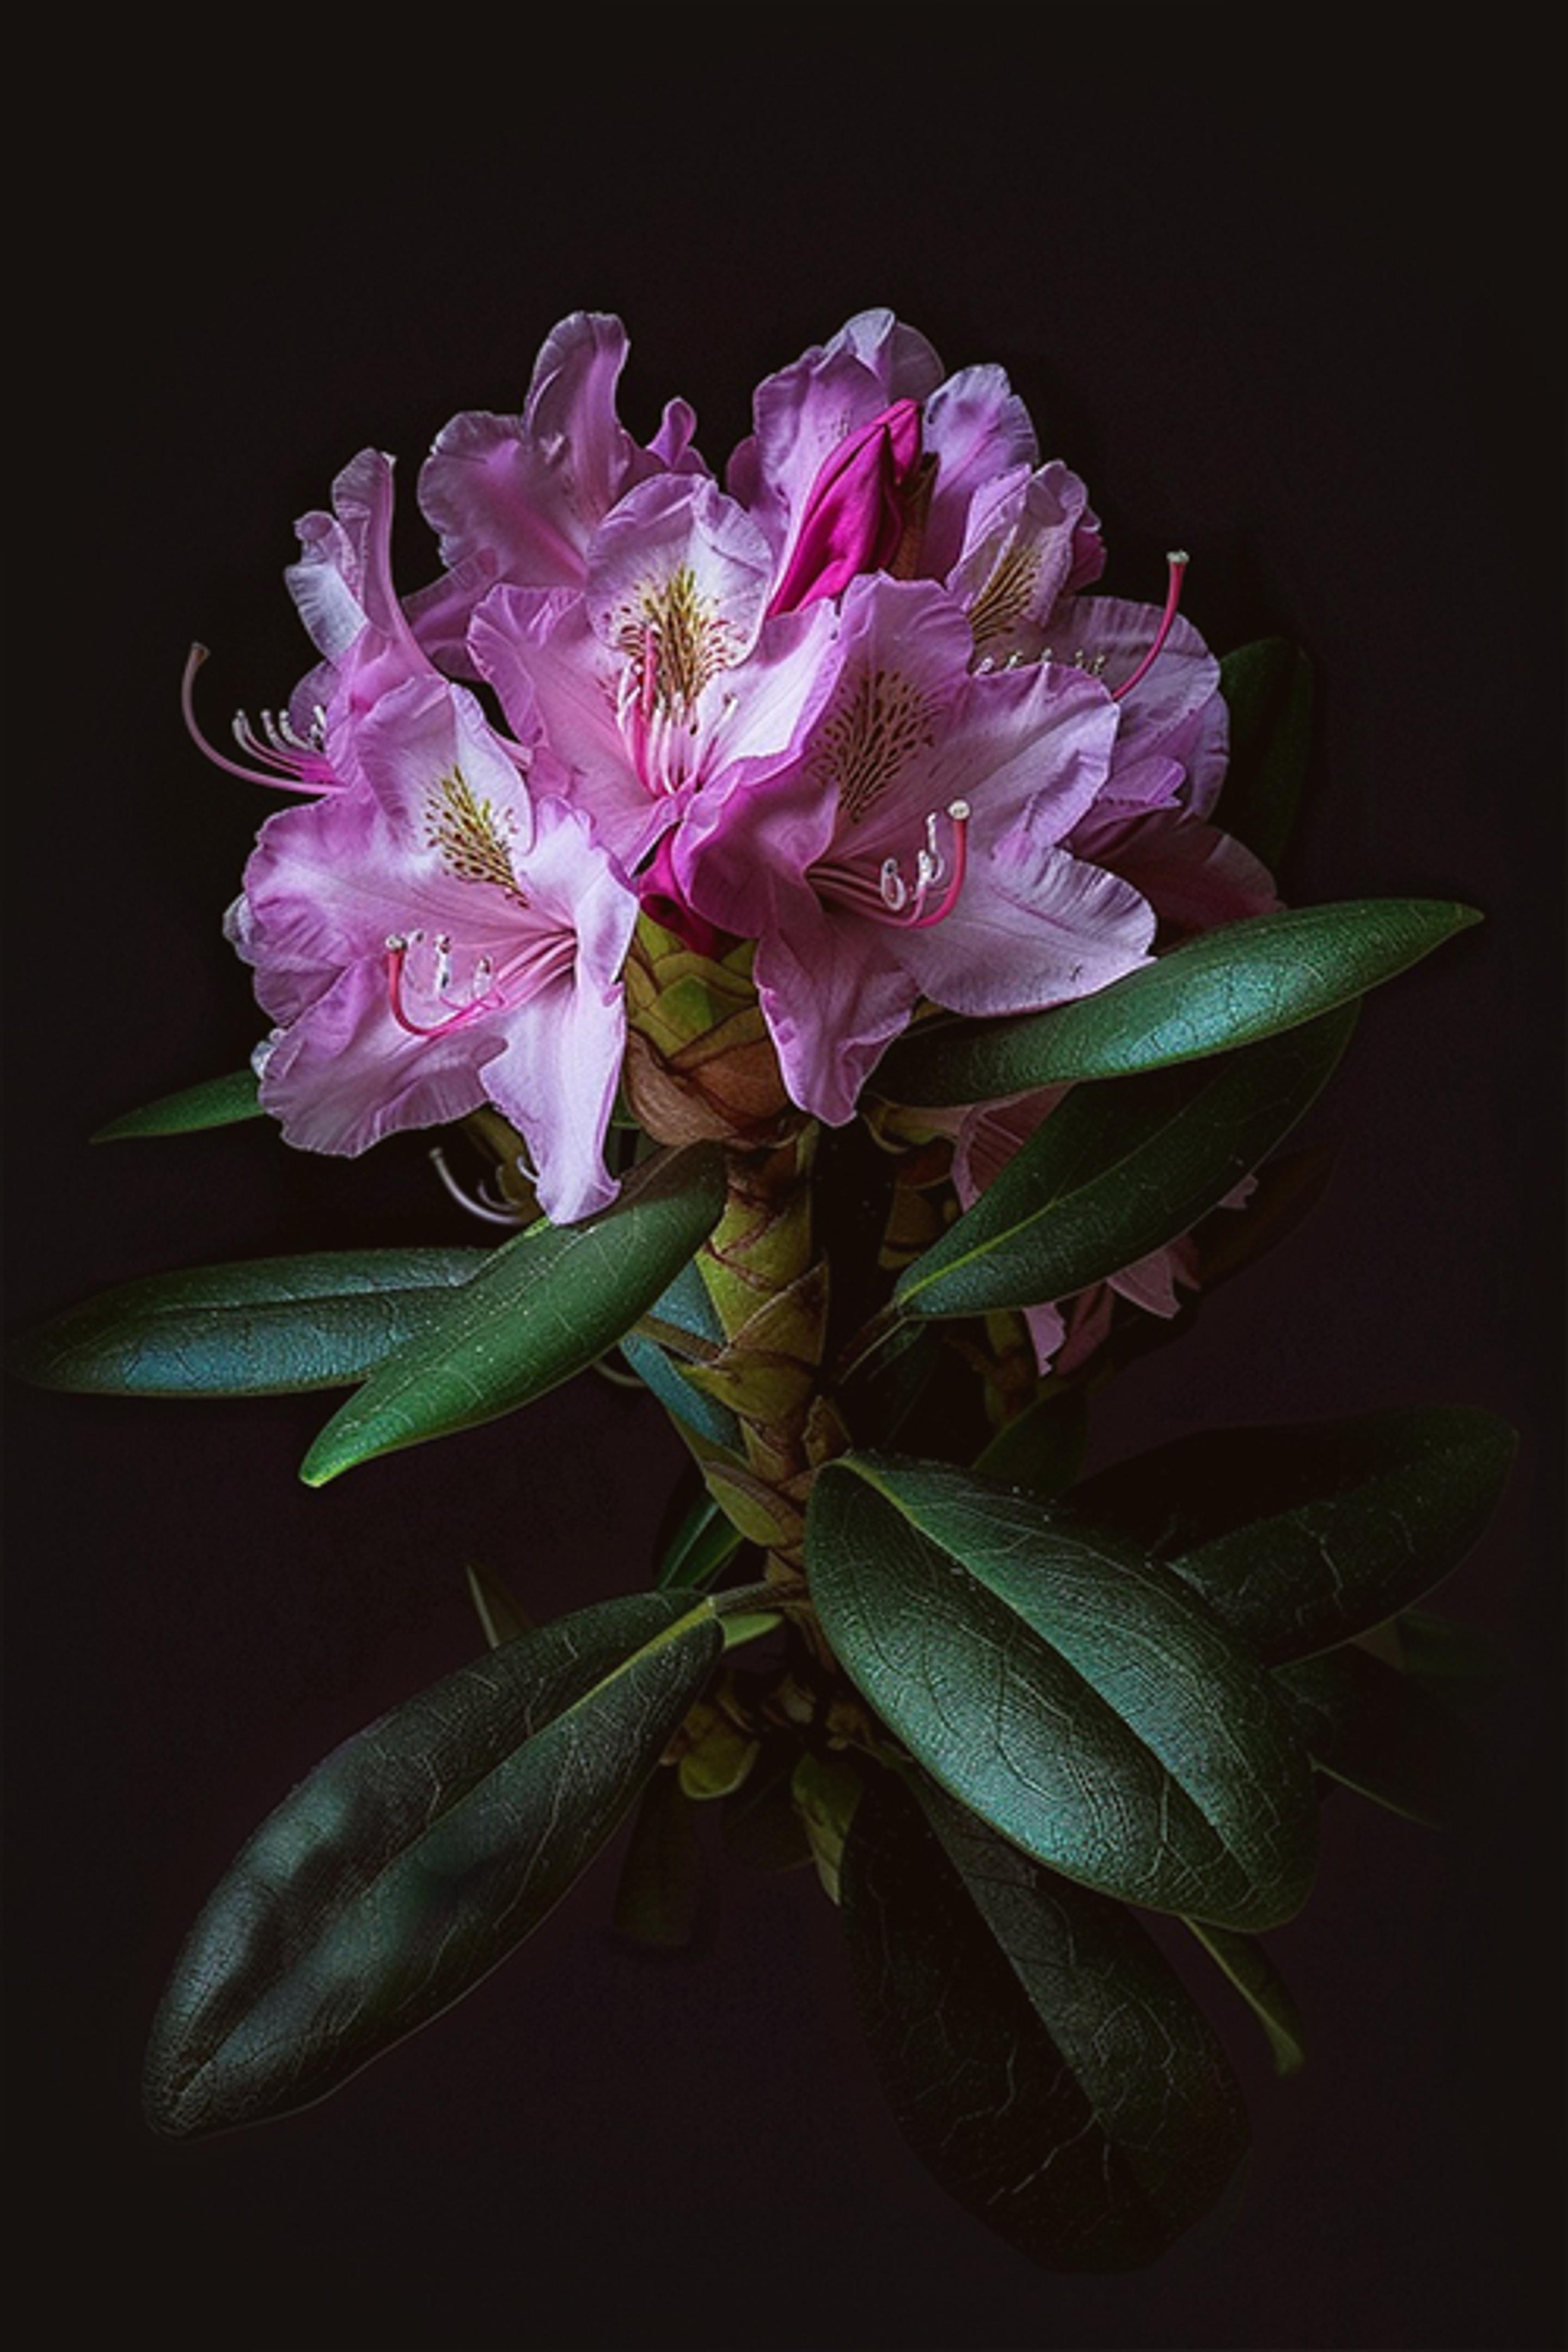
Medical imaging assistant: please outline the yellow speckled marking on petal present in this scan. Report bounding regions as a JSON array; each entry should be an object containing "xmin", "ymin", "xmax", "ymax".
[
  {"xmin": 618, "ymin": 566, "xmax": 733, "ymax": 715},
  {"xmin": 425, "ymin": 769, "xmax": 525, "ymax": 901}
]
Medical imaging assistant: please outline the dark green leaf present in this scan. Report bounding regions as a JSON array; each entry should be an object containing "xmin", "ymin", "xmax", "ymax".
[
  {"xmin": 1071, "ymin": 1408, "xmax": 1517, "ymax": 1664},
  {"xmin": 972, "ymin": 1388, "xmax": 1088, "ymax": 1501},
  {"xmin": 893, "ymin": 1008, "xmax": 1356, "ymax": 1324},
  {"xmin": 1276, "ymin": 1646, "xmax": 1477, "ymax": 1826},
  {"xmin": 8, "ymin": 1250, "xmax": 487, "ymax": 1396},
  {"xmin": 1395, "ymin": 1608, "xmax": 1511, "ymax": 1699},
  {"xmin": 1216, "ymin": 637, "xmax": 1313, "ymax": 869},
  {"xmin": 1183, "ymin": 1918, "xmax": 1307, "ymax": 2076},
  {"xmin": 842, "ymin": 1773, "xmax": 1248, "ymax": 2271},
  {"xmin": 619, "ymin": 1330, "xmax": 743, "ymax": 1453},
  {"xmin": 91, "ymin": 1067, "xmax": 264, "ymax": 1141},
  {"xmin": 612, "ymin": 1769, "xmax": 705, "ymax": 1949},
  {"xmin": 144, "ymin": 1590, "xmax": 723, "ymax": 2136},
  {"xmin": 655, "ymin": 1488, "xmax": 745, "ymax": 1591},
  {"xmin": 875, "ymin": 903, "xmax": 1472, "ymax": 1110},
  {"xmin": 807, "ymin": 1455, "xmax": 1318, "ymax": 1929},
  {"xmin": 465, "ymin": 1560, "xmax": 532, "ymax": 1648},
  {"xmin": 301, "ymin": 1143, "xmax": 727, "ymax": 1485}
]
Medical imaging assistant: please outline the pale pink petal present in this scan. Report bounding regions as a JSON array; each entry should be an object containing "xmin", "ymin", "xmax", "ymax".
[
  {"xmin": 647, "ymin": 396, "xmax": 707, "ymax": 475},
  {"xmin": 585, "ymin": 475, "xmax": 775, "ymax": 667},
  {"xmin": 898, "ymin": 839, "xmax": 1156, "ymax": 1018},
  {"xmin": 258, "ymin": 957, "xmax": 497, "ymax": 1156},
  {"xmin": 952, "ymin": 1088, "xmax": 1071, "ymax": 1204},
  {"xmin": 1022, "ymin": 1298, "xmax": 1070, "ymax": 1376},
  {"xmin": 419, "ymin": 313, "xmax": 661, "ymax": 590},
  {"xmin": 919, "ymin": 363, "xmax": 1038, "ymax": 580},
  {"xmin": 752, "ymin": 898, "xmax": 919, "ymax": 1127},
  {"xmin": 1107, "ymin": 1241, "xmax": 1197, "ymax": 1319},
  {"xmin": 468, "ymin": 585, "xmax": 667, "ymax": 871},
  {"xmin": 951, "ymin": 461, "xmax": 1101, "ymax": 663},
  {"xmin": 1049, "ymin": 597, "xmax": 1228, "ymax": 814},
  {"xmin": 482, "ymin": 969, "xmax": 625, "ymax": 1224},
  {"xmin": 1071, "ymin": 805, "xmax": 1280, "ymax": 934}
]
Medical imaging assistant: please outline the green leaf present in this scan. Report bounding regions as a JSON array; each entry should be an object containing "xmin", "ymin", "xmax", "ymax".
[
  {"xmin": 972, "ymin": 1388, "xmax": 1088, "ymax": 1501},
  {"xmin": 144, "ymin": 1589, "xmax": 724, "ymax": 2136},
  {"xmin": 91, "ymin": 1067, "xmax": 264, "ymax": 1141},
  {"xmin": 874, "ymin": 902, "xmax": 1473, "ymax": 1110},
  {"xmin": 612, "ymin": 1768, "xmax": 705, "ymax": 1949},
  {"xmin": 842, "ymin": 1773, "xmax": 1249, "ymax": 2271},
  {"xmin": 1216, "ymin": 636, "xmax": 1313, "ymax": 869},
  {"xmin": 8, "ymin": 1250, "xmax": 488, "ymax": 1396},
  {"xmin": 1183, "ymin": 1918, "xmax": 1307, "ymax": 2077},
  {"xmin": 1070, "ymin": 1408, "xmax": 1517, "ymax": 1664},
  {"xmin": 300, "ymin": 1143, "xmax": 727, "ymax": 1485},
  {"xmin": 619, "ymin": 1330, "xmax": 743, "ymax": 1453},
  {"xmin": 893, "ymin": 1007, "xmax": 1356, "ymax": 1324},
  {"xmin": 1395, "ymin": 1607, "xmax": 1511, "ymax": 1699},
  {"xmin": 655, "ymin": 1488, "xmax": 745, "ymax": 1591},
  {"xmin": 1276, "ymin": 1646, "xmax": 1477, "ymax": 1827},
  {"xmin": 807, "ymin": 1455, "xmax": 1317, "ymax": 1930},
  {"xmin": 465, "ymin": 1560, "xmax": 532, "ymax": 1649}
]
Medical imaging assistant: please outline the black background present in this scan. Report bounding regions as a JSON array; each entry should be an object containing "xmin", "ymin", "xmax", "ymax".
[{"xmin": 6, "ymin": 20, "xmax": 1563, "ymax": 2351}]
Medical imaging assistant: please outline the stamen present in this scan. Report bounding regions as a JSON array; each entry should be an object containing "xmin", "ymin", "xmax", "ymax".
[
  {"xmin": 427, "ymin": 1144, "xmax": 529, "ymax": 1227},
  {"xmin": 384, "ymin": 937, "xmax": 499, "ymax": 1039},
  {"xmin": 871, "ymin": 802, "xmax": 971, "ymax": 928},
  {"xmin": 1113, "ymin": 552, "xmax": 1189, "ymax": 702},
  {"xmin": 181, "ymin": 644, "xmax": 336, "ymax": 792}
]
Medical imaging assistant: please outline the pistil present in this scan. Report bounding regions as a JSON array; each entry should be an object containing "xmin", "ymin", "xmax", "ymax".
[
  {"xmin": 1112, "ymin": 552, "xmax": 1189, "ymax": 702},
  {"xmin": 818, "ymin": 801, "xmax": 971, "ymax": 930}
]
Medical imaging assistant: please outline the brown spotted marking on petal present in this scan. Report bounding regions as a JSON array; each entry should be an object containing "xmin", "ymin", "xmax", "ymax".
[
  {"xmin": 967, "ymin": 541, "xmax": 1043, "ymax": 654},
  {"xmin": 813, "ymin": 666, "xmax": 936, "ymax": 826}
]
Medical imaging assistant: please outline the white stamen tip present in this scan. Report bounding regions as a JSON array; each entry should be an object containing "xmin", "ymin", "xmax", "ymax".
[
  {"xmin": 1167, "ymin": 549, "xmax": 1190, "ymax": 566},
  {"xmin": 948, "ymin": 800, "xmax": 971, "ymax": 822},
  {"xmin": 385, "ymin": 933, "xmax": 406, "ymax": 951}
]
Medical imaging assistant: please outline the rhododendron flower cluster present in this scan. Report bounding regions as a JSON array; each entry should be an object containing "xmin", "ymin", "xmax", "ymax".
[
  {"xmin": 200, "ymin": 309, "xmax": 1275, "ymax": 1241},
  {"xmin": 20, "ymin": 298, "xmax": 1506, "ymax": 2261}
]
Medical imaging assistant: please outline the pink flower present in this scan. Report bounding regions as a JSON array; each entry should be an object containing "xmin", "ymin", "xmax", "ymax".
[
  {"xmin": 182, "ymin": 449, "xmax": 502, "ymax": 799},
  {"xmin": 468, "ymin": 473, "xmax": 839, "ymax": 932},
  {"xmin": 228, "ymin": 675, "xmax": 637, "ymax": 1224},
  {"xmin": 671, "ymin": 577, "xmax": 1157, "ymax": 1124},
  {"xmin": 730, "ymin": 308, "xmax": 1105, "ymax": 622},
  {"xmin": 416, "ymin": 311, "xmax": 706, "ymax": 668}
]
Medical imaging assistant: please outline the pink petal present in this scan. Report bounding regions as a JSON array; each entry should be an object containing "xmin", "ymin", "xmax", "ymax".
[
  {"xmin": 752, "ymin": 897, "xmax": 918, "ymax": 1127},
  {"xmin": 919, "ymin": 363, "xmax": 1038, "ymax": 580},
  {"xmin": 1071, "ymin": 806, "xmax": 1280, "ymax": 935}
]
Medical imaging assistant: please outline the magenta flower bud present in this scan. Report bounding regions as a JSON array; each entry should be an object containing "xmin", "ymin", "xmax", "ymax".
[{"xmin": 767, "ymin": 399, "xmax": 923, "ymax": 616}]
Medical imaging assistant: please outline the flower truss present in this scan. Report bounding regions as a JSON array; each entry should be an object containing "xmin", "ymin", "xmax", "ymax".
[{"xmin": 14, "ymin": 308, "xmax": 1514, "ymax": 2274}]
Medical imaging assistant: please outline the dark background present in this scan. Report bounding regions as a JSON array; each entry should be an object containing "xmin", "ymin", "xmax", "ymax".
[{"xmin": 6, "ymin": 21, "xmax": 1563, "ymax": 2351}]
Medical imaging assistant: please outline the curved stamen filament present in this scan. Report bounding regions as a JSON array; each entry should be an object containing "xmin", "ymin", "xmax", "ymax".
[
  {"xmin": 384, "ymin": 927, "xmax": 575, "ymax": 1040},
  {"xmin": 384, "ymin": 933, "xmax": 502, "ymax": 1038},
  {"xmin": 1113, "ymin": 552, "xmax": 1189, "ymax": 703},
  {"xmin": 819, "ymin": 802, "xmax": 971, "ymax": 931},
  {"xmin": 181, "ymin": 644, "xmax": 336, "ymax": 791}
]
